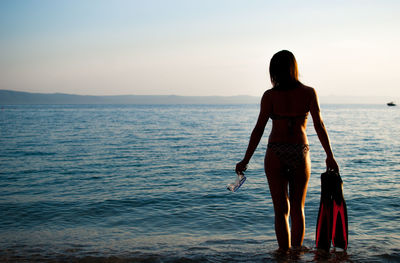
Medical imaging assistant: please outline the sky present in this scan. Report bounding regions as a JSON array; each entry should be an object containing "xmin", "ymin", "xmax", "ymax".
[{"xmin": 1, "ymin": 0, "xmax": 400, "ymax": 98}]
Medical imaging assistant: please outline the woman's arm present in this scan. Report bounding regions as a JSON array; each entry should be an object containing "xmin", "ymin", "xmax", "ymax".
[
  {"xmin": 236, "ymin": 91, "xmax": 271, "ymax": 173},
  {"xmin": 309, "ymin": 88, "xmax": 339, "ymax": 171}
]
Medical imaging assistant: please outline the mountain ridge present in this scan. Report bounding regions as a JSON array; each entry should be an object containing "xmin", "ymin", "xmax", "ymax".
[
  {"xmin": 0, "ymin": 90, "xmax": 259, "ymax": 104},
  {"xmin": 0, "ymin": 89, "xmax": 396, "ymax": 105}
]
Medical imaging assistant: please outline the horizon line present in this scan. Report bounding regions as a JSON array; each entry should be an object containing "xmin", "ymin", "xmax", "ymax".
[{"xmin": 1, "ymin": 89, "xmax": 398, "ymax": 99}]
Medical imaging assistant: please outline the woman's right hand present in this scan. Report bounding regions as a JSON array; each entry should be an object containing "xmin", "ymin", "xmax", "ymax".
[
  {"xmin": 235, "ymin": 160, "xmax": 248, "ymax": 174},
  {"xmin": 326, "ymin": 156, "xmax": 339, "ymax": 172}
]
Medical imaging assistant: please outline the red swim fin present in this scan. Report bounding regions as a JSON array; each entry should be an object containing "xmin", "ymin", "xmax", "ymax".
[
  {"xmin": 316, "ymin": 202, "xmax": 332, "ymax": 250},
  {"xmin": 315, "ymin": 172, "xmax": 333, "ymax": 250},
  {"xmin": 331, "ymin": 174, "xmax": 348, "ymax": 249}
]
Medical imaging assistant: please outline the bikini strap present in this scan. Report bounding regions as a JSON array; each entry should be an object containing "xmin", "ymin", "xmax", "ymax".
[{"xmin": 270, "ymin": 113, "xmax": 308, "ymax": 120}]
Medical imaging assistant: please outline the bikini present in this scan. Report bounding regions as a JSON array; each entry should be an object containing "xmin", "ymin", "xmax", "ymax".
[
  {"xmin": 267, "ymin": 113, "xmax": 310, "ymax": 173},
  {"xmin": 270, "ymin": 113, "xmax": 308, "ymax": 134}
]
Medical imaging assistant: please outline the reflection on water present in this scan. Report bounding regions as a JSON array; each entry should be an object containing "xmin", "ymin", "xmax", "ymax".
[{"xmin": 0, "ymin": 104, "xmax": 399, "ymax": 262}]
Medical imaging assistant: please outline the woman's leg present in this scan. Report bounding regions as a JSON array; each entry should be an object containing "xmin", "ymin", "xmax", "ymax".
[
  {"xmin": 289, "ymin": 152, "xmax": 311, "ymax": 247},
  {"xmin": 265, "ymin": 148, "xmax": 291, "ymax": 250}
]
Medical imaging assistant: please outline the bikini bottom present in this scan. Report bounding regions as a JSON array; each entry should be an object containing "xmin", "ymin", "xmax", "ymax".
[{"xmin": 267, "ymin": 142, "xmax": 310, "ymax": 173}]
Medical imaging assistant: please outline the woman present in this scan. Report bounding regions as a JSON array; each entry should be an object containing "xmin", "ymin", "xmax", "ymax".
[{"xmin": 236, "ymin": 50, "xmax": 339, "ymax": 251}]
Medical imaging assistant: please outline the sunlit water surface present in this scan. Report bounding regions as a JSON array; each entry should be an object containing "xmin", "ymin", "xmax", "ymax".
[{"xmin": 0, "ymin": 104, "xmax": 399, "ymax": 262}]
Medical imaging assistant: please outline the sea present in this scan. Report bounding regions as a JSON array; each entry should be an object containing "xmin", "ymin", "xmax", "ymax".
[{"xmin": 0, "ymin": 104, "xmax": 399, "ymax": 262}]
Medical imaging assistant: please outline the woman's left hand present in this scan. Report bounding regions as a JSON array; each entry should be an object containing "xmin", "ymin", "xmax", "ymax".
[
  {"xmin": 235, "ymin": 160, "xmax": 248, "ymax": 174},
  {"xmin": 326, "ymin": 156, "xmax": 339, "ymax": 172}
]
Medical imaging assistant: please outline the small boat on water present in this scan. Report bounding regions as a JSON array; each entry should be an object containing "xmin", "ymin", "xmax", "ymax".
[{"xmin": 387, "ymin": 102, "xmax": 396, "ymax": 106}]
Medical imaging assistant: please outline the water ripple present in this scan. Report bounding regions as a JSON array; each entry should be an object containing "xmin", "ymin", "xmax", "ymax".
[{"xmin": 0, "ymin": 104, "xmax": 399, "ymax": 261}]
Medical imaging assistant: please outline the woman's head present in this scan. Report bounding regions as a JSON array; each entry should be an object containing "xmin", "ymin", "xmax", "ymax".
[{"xmin": 269, "ymin": 50, "xmax": 299, "ymax": 88}]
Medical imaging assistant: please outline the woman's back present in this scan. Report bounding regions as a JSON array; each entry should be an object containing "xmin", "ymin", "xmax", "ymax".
[{"xmin": 266, "ymin": 84, "xmax": 314, "ymax": 144}]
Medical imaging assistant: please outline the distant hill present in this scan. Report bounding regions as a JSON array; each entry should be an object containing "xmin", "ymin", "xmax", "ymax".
[
  {"xmin": 0, "ymin": 89, "xmax": 395, "ymax": 105},
  {"xmin": 0, "ymin": 90, "xmax": 259, "ymax": 105}
]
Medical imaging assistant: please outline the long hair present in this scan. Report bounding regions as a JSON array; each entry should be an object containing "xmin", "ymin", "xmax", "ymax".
[{"xmin": 269, "ymin": 50, "xmax": 300, "ymax": 89}]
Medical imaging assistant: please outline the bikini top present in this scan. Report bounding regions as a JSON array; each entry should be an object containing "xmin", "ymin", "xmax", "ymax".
[
  {"xmin": 270, "ymin": 112, "xmax": 308, "ymax": 121},
  {"xmin": 270, "ymin": 112, "xmax": 308, "ymax": 134}
]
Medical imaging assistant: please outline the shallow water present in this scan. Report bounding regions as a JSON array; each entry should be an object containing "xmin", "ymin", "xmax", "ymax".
[{"xmin": 0, "ymin": 104, "xmax": 399, "ymax": 262}]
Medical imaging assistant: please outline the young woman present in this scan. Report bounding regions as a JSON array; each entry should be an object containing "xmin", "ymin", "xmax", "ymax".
[{"xmin": 236, "ymin": 50, "xmax": 339, "ymax": 250}]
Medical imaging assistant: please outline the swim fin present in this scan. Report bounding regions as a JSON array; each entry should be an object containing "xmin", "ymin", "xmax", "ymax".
[
  {"xmin": 315, "ymin": 171, "xmax": 333, "ymax": 250},
  {"xmin": 315, "ymin": 171, "xmax": 348, "ymax": 250},
  {"xmin": 331, "ymin": 172, "xmax": 348, "ymax": 249}
]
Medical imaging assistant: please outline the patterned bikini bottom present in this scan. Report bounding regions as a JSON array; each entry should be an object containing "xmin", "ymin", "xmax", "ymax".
[{"xmin": 267, "ymin": 142, "xmax": 310, "ymax": 172}]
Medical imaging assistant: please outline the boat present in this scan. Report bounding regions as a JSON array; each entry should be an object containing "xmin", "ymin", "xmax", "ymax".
[{"xmin": 387, "ymin": 102, "xmax": 396, "ymax": 106}]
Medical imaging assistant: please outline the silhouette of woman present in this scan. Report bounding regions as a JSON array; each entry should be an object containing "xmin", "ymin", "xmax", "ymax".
[{"xmin": 236, "ymin": 50, "xmax": 339, "ymax": 251}]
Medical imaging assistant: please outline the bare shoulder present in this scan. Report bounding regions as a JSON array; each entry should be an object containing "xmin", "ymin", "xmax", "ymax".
[
  {"xmin": 299, "ymin": 84, "xmax": 315, "ymax": 94},
  {"xmin": 263, "ymin": 88, "xmax": 274, "ymax": 96},
  {"xmin": 260, "ymin": 88, "xmax": 274, "ymax": 113},
  {"xmin": 298, "ymin": 84, "xmax": 317, "ymax": 101},
  {"xmin": 261, "ymin": 88, "xmax": 274, "ymax": 101}
]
